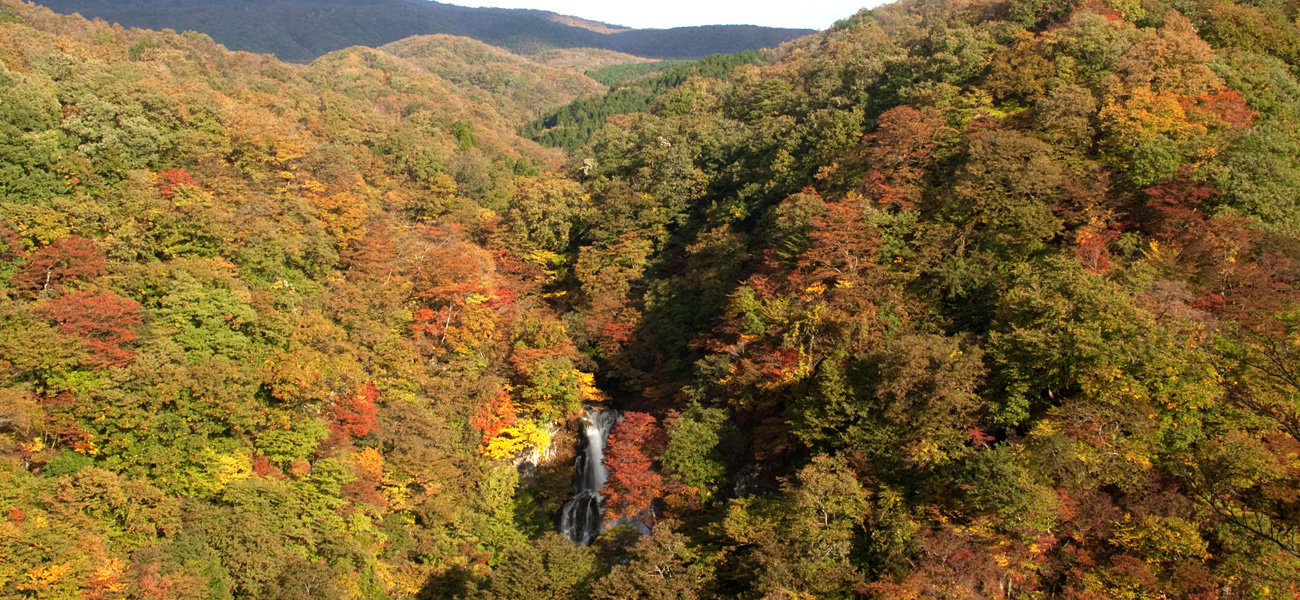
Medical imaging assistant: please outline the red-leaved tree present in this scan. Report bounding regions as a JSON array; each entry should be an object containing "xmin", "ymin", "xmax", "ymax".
[
  {"xmin": 1075, "ymin": 226, "xmax": 1120, "ymax": 273},
  {"xmin": 326, "ymin": 382, "xmax": 379, "ymax": 448},
  {"xmin": 0, "ymin": 222, "xmax": 22, "ymax": 264},
  {"xmin": 601, "ymin": 411, "xmax": 667, "ymax": 524},
  {"xmin": 155, "ymin": 167, "xmax": 196, "ymax": 200},
  {"xmin": 857, "ymin": 106, "xmax": 949, "ymax": 210},
  {"xmin": 11, "ymin": 236, "xmax": 106, "ymax": 295},
  {"xmin": 471, "ymin": 388, "xmax": 517, "ymax": 444},
  {"xmin": 41, "ymin": 290, "xmax": 143, "ymax": 368}
]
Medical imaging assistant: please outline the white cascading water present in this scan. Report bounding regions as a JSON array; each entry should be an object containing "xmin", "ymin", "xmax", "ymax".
[{"xmin": 559, "ymin": 408, "xmax": 620, "ymax": 544}]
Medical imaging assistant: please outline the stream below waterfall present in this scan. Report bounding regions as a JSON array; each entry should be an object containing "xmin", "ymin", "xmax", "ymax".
[{"xmin": 558, "ymin": 408, "xmax": 620, "ymax": 544}]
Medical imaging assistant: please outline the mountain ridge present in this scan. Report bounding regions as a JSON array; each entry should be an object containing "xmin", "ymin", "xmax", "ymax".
[{"xmin": 32, "ymin": 0, "xmax": 816, "ymax": 62}]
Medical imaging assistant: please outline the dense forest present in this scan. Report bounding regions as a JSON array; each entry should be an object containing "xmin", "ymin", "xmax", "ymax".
[
  {"xmin": 520, "ymin": 51, "xmax": 766, "ymax": 151},
  {"xmin": 2, "ymin": 0, "xmax": 1300, "ymax": 597}
]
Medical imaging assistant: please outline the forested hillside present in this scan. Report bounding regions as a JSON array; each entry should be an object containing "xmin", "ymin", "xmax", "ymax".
[
  {"xmin": 33, "ymin": 0, "xmax": 814, "ymax": 63},
  {"xmin": 529, "ymin": 47, "xmax": 654, "ymax": 73},
  {"xmin": 378, "ymin": 35, "xmax": 604, "ymax": 123},
  {"xmin": 542, "ymin": 0, "xmax": 1300, "ymax": 595},
  {"xmin": 520, "ymin": 51, "xmax": 767, "ymax": 150},
  {"xmin": 0, "ymin": 1, "xmax": 602, "ymax": 597},
  {"xmin": 4, "ymin": 0, "xmax": 1300, "ymax": 596}
]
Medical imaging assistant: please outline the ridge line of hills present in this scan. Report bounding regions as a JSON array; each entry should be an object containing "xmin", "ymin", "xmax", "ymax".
[{"xmin": 31, "ymin": 0, "xmax": 817, "ymax": 62}]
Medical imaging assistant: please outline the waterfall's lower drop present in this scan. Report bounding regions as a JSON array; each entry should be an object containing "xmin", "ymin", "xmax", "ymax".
[{"xmin": 559, "ymin": 408, "xmax": 620, "ymax": 544}]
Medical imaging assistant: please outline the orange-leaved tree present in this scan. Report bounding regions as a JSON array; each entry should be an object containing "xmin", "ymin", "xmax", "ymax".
[
  {"xmin": 325, "ymin": 382, "xmax": 380, "ymax": 448},
  {"xmin": 601, "ymin": 411, "xmax": 667, "ymax": 524},
  {"xmin": 40, "ymin": 290, "xmax": 142, "ymax": 368},
  {"xmin": 11, "ymin": 236, "xmax": 106, "ymax": 295}
]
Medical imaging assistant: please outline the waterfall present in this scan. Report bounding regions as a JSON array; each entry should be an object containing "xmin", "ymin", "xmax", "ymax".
[{"xmin": 558, "ymin": 408, "xmax": 620, "ymax": 544}]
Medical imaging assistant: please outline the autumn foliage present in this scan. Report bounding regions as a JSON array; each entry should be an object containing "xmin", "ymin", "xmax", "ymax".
[
  {"xmin": 601, "ymin": 411, "xmax": 666, "ymax": 524},
  {"xmin": 471, "ymin": 389, "xmax": 518, "ymax": 444},
  {"xmin": 856, "ymin": 106, "xmax": 949, "ymax": 209},
  {"xmin": 40, "ymin": 290, "xmax": 143, "ymax": 368},
  {"xmin": 5, "ymin": 0, "xmax": 1300, "ymax": 597},
  {"xmin": 155, "ymin": 167, "xmax": 195, "ymax": 199},
  {"xmin": 326, "ymin": 382, "xmax": 380, "ymax": 447},
  {"xmin": 10, "ymin": 236, "xmax": 106, "ymax": 295}
]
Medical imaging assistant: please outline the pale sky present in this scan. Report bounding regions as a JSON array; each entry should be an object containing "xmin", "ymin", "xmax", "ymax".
[{"xmin": 440, "ymin": 1, "xmax": 878, "ymax": 30}]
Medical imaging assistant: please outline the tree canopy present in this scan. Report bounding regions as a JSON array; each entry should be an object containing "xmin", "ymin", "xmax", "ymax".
[{"xmin": 3, "ymin": 0, "xmax": 1300, "ymax": 596}]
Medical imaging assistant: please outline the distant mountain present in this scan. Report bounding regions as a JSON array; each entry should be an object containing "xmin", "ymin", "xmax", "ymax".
[{"xmin": 33, "ymin": 0, "xmax": 816, "ymax": 62}]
